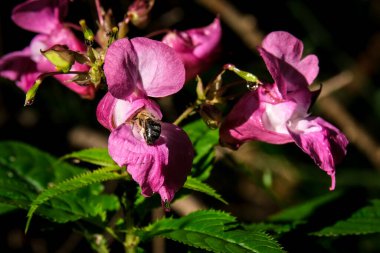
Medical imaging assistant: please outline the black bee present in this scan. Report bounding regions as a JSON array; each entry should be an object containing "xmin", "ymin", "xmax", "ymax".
[{"xmin": 141, "ymin": 118, "xmax": 161, "ymax": 145}]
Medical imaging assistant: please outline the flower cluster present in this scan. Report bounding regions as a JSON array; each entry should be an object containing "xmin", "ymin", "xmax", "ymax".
[
  {"xmin": 0, "ymin": 0, "xmax": 95, "ymax": 98},
  {"xmin": 0, "ymin": 0, "xmax": 348, "ymax": 208}
]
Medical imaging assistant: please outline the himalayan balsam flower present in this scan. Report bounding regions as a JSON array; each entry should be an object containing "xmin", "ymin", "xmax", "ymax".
[
  {"xmin": 220, "ymin": 31, "xmax": 349, "ymax": 190},
  {"xmin": 162, "ymin": 17, "xmax": 221, "ymax": 81},
  {"xmin": 0, "ymin": 0, "xmax": 94, "ymax": 98},
  {"xmin": 97, "ymin": 37, "xmax": 194, "ymax": 206}
]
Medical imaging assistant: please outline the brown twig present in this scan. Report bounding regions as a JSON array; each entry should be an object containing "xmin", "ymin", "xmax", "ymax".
[{"xmin": 196, "ymin": 0, "xmax": 263, "ymax": 50}]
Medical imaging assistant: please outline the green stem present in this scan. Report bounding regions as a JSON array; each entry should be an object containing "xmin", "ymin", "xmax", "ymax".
[
  {"xmin": 121, "ymin": 184, "xmax": 139, "ymax": 253},
  {"xmin": 124, "ymin": 232, "xmax": 139, "ymax": 253},
  {"xmin": 173, "ymin": 104, "xmax": 198, "ymax": 126}
]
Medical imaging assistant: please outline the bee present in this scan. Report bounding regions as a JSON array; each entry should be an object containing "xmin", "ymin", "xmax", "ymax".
[
  {"xmin": 142, "ymin": 117, "xmax": 161, "ymax": 145},
  {"xmin": 135, "ymin": 112, "xmax": 161, "ymax": 145}
]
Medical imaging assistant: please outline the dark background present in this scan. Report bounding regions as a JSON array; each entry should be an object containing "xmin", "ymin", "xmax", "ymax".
[{"xmin": 0, "ymin": 0, "xmax": 380, "ymax": 252}]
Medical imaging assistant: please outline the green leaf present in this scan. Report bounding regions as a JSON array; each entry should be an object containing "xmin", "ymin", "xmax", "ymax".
[
  {"xmin": 61, "ymin": 148, "xmax": 116, "ymax": 167},
  {"xmin": 313, "ymin": 199, "xmax": 380, "ymax": 236},
  {"xmin": 0, "ymin": 203, "xmax": 17, "ymax": 215},
  {"xmin": 26, "ymin": 166, "xmax": 125, "ymax": 232},
  {"xmin": 269, "ymin": 191, "xmax": 342, "ymax": 223},
  {"xmin": 139, "ymin": 210, "xmax": 284, "ymax": 253},
  {"xmin": 0, "ymin": 141, "xmax": 120, "ymax": 228},
  {"xmin": 243, "ymin": 192, "xmax": 342, "ymax": 235},
  {"xmin": 184, "ymin": 176, "xmax": 227, "ymax": 204},
  {"xmin": 183, "ymin": 119, "xmax": 219, "ymax": 181}
]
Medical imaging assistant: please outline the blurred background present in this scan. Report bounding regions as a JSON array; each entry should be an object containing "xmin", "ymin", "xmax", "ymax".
[{"xmin": 0, "ymin": 0, "xmax": 380, "ymax": 252}]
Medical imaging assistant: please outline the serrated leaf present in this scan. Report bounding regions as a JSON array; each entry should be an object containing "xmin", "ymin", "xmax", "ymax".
[
  {"xmin": 313, "ymin": 199, "xmax": 380, "ymax": 236},
  {"xmin": 184, "ymin": 176, "xmax": 227, "ymax": 204},
  {"xmin": 183, "ymin": 119, "xmax": 219, "ymax": 181},
  {"xmin": 0, "ymin": 141, "xmax": 120, "ymax": 228},
  {"xmin": 139, "ymin": 210, "xmax": 284, "ymax": 253},
  {"xmin": 61, "ymin": 148, "xmax": 116, "ymax": 167},
  {"xmin": 26, "ymin": 167, "xmax": 125, "ymax": 232}
]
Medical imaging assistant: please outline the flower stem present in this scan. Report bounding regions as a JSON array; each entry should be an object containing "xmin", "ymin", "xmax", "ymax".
[
  {"xmin": 144, "ymin": 29, "xmax": 171, "ymax": 39},
  {"xmin": 95, "ymin": 0, "xmax": 104, "ymax": 26},
  {"xmin": 173, "ymin": 104, "xmax": 197, "ymax": 126}
]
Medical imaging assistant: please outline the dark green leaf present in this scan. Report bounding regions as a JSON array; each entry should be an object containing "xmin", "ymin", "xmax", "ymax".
[
  {"xmin": 184, "ymin": 176, "xmax": 227, "ymax": 204},
  {"xmin": 0, "ymin": 141, "xmax": 120, "ymax": 228},
  {"xmin": 61, "ymin": 148, "xmax": 116, "ymax": 167},
  {"xmin": 0, "ymin": 203, "xmax": 17, "ymax": 215},
  {"xmin": 183, "ymin": 119, "xmax": 219, "ymax": 181},
  {"xmin": 313, "ymin": 199, "xmax": 380, "ymax": 236},
  {"xmin": 269, "ymin": 191, "xmax": 342, "ymax": 222},
  {"xmin": 26, "ymin": 166, "xmax": 125, "ymax": 232},
  {"xmin": 243, "ymin": 192, "xmax": 342, "ymax": 235},
  {"xmin": 139, "ymin": 210, "xmax": 284, "ymax": 253}
]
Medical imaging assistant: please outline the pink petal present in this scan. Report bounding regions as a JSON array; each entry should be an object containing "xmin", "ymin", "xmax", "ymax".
[
  {"xmin": 258, "ymin": 46, "xmax": 312, "ymax": 99},
  {"xmin": 97, "ymin": 92, "xmax": 117, "ymax": 130},
  {"xmin": 162, "ymin": 18, "xmax": 221, "ymax": 81},
  {"xmin": 96, "ymin": 93, "xmax": 162, "ymax": 131},
  {"xmin": 108, "ymin": 122, "xmax": 193, "ymax": 203},
  {"xmin": 131, "ymin": 37, "xmax": 185, "ymax": 97},
  {"xmin": 157, "ymin": 123, "xmax": 194, "ymax": 205},
  {"xmin": 260, "ymin": 31, "xmax": 319, "ymax": 85},
  {"xmin": 103, "ymin": 38, "xmax": 140, "ymax": 100},
  {"xmin": 288, "ymin": 117, "xmax": 349, "ymax": 190},
  {"xmin": 11, "ymin": 0, "xmax": 68, "ymax": 34},
  {"xmin": 109, "ymin": 124, "xmax": 167, "ymax": 196},
  {"xmin": 219, "ymin": 89, "xmax": 293, "ymax": 149},
  {"xmin": 0, "ymin": 47, "xmax": 40, "ymax": 92}
]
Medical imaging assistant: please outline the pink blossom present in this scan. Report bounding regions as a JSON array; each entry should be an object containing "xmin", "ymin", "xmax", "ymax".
[
  {"xmin": 105, "ymin": 37, "xmax": 186, "ymax": 100},
  {"xmin": 220, "ymin": 31, "xmax": 348, "ymax": 190},
  {"xmin": 98, "ymin": 37, "xmax": 193, "ymax": 206},
  {"xmin": 162, "ymin": 17, "xmax": 221, "ymax": 81},
  {"xmin": 0, "ymin": 0, "xmax": 94, "ymax": 98}
]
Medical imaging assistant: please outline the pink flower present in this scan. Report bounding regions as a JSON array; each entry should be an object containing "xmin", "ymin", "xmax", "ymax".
[
  {"xmin": 98, "ymin": 37, "xmax": 193, "ymax": 206},
  {"xmin": 220, "ymin": 31, "xmax": 349, "ymax": 190},
  {"xmin": 162, "ymin": 18, "xmax": 221, "ymax": 81},
  {"xmin": 0, "ymin": 0, "xmax": 94, "ymax": 99}
]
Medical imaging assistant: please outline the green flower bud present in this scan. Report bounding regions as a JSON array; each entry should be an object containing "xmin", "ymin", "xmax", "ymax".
[
  {"xmin": 25, "ymin": 79, "xmax": 42, "ymax": 106},
  {"xmin": 80, "ymin": 19, "xmax": 94, "ymax": 44},
  {"xmin": 224, "ymin": 64, "xmax": 261, "ymax": 88},
  {"xmin": 41, "ymin": 45, "xmax": 75, "ymax": 73}
]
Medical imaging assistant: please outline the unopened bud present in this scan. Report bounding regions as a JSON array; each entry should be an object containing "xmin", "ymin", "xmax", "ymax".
[
  {"xmin": 127, "ymin": 0, "xmax": 155, "ymax": 27},
  {"xmin": 89, "ymin": 65, "xmax": 103, "ymax": 87},
  {"xmin": 41, "ymin": 45, "xmax": 75, "ymax": 73},
  {"xmin": 224, "ymin": 64, "xmax": 261, "ymax": 87},
  {"xmin": 25, "ymin": 79, "xmax": 42, "ymax": 106},
  {"xmin": 196, "ymin": 76, "xmax": 206, "ymax": 101},
  {"xmin": 80, "ymin": 19, "xmax": 94, "ymax": 44},
  {"xmin": 205, "ymin": 69, "xmax": 225, "ymax": 102}
]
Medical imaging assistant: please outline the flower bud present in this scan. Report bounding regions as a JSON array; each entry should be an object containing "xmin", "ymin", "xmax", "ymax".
[
  {"xmin": 25, "ymin": 79, "xmax": 42, "ymax": 106},
  {"xmin": 127, "ymin": 0, "xmax": 155, "ymax": 27},
  {"xmin": 89, "ymin": 64, "xmax": 103, "ymax": 87},
  {"xmin": 79, "ymin": 19, "xmax": 94, "ymax": 44},
  {"xmin": 224, "ymin": 64, "xmax": 261, "ymax": 89},
  {"xmin": 41, "ymin": 45, "xmax": 75, "ymax": 73}
]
